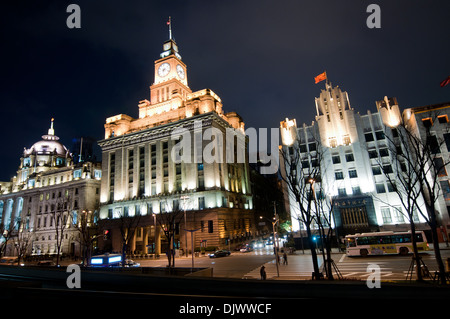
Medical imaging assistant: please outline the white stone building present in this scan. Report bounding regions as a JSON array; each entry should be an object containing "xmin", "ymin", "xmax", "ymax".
[
  {"xmin": 280, "ymin": 82, "xmax": 429, "ymax": 238},
  {"xmin": 0, "ymin": 120, "xmax": 101, "ymax": 258}
]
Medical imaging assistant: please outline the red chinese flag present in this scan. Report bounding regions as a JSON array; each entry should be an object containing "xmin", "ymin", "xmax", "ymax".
[
  {"xmin": 315, "ymin": 72, "xmax": 327, "ymax": 84},
  {"xmin": 440, "ymin": 76, "xmax": 450, "ymax": 87}
]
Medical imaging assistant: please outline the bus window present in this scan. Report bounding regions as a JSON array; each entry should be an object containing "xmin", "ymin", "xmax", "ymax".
[{"xmin": 346, "ymin": 237, "xmax": 356, "ymax": 247}]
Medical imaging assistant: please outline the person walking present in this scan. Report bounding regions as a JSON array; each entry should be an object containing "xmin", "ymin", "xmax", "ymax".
[
  {"xmin": 283, "ymin": 252, "xmax": 288, "ymax": 265},
  {"xmin": 260, "ymin": 265, "xmax": 267, "ymax": 280}
]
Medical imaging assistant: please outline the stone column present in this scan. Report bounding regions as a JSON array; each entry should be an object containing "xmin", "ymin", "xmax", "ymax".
[{"xmin": 142, "ymin": 226, "xmax": 149, "ymax": 254}]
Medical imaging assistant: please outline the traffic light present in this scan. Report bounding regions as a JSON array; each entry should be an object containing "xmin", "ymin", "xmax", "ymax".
[{"xmin": 103, "ymin": 229, "xmax": 110, "ymax": 240}]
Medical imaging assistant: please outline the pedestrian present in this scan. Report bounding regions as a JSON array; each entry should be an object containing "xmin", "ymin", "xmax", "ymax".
[
  {"xmin": 283, "ymin": 252, "xmax": 288, "ymax": 265},
  {"xmin": 260, "ymin": 265, "xmax": 266, "ymax": 280}
]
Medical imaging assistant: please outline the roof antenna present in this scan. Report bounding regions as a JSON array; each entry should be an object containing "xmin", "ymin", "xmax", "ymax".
[{"xmin": 167, "ymin": 16, "xmax": 172, "ymax": 40}]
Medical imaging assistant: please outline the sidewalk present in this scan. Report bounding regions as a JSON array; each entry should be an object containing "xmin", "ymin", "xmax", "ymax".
[{"xmin": 243, "ymin": 250, "xmax": 343, "ymax": 280}]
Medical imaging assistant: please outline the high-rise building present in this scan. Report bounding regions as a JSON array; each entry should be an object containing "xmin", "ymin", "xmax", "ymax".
[
  {"xmin": 280, "ymin": 82, "xmax": 429, "ymax": 238},
  {"xmin": 97, "ymin": 34, "xmax": 254, "ymax": 255}
]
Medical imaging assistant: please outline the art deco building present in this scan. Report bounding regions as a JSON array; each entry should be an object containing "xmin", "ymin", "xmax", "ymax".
[
  {"xmin": 280, "ymin": 82, "xmax": 429, "ymax": 237},
  {"xmin": 97, "ymin": 35, "xmax": 254, "ymax": 255},
  {"xmin": 0, "ymin": 120, "xmax": 101, "ymax": 257}
]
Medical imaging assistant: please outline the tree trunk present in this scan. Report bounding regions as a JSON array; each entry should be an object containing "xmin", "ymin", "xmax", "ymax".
[
  {"xmin": 409, "ymin": 221, "xmax": 423, "ymax": 281},
  {"xmin": 306, "ymin": 226, "xmax": 321, "ymax": 279},
  {"xmin": 430, "ymin": 221, "xmax": 447, "ymax": 284}
]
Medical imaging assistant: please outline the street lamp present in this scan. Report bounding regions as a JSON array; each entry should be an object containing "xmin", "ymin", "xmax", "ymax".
[
  {"xmin": 260, "ymin": 212, "xmax": 280, "ymax": 277},
  {"xmin": 181, "ymin": 195, "xmax": 189, "ymax": 258}
]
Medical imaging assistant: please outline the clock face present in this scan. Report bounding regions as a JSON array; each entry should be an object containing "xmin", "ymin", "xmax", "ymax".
[
  {"xmin": 158, "ymin": 63, "xmax": 171, "ymax": 77},
  {"xmin": 176, "ymin": 64, "xmax": 185, "ymax": 79}
]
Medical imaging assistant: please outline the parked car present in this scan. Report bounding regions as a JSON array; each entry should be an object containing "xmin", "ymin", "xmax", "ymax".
[
  {"xmin": 208, "ymin": 250, "xmax": 231, "ymax": 258},
  {"xmin": 0, "ymin": 257, "xmax": 19, "ymax": 265},
  {"xmin": 123, "ymin": 259, "xmax": 140, "ymax": 267},
  {"xmin": 37, "ymin": 260, "xmax": 56, "ymax": 266}
]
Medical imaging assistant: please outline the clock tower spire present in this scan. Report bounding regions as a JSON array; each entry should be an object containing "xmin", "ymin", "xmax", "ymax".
[{"xmin": 138, "ymin": 18, "xmax": 192, "ymax": 118}]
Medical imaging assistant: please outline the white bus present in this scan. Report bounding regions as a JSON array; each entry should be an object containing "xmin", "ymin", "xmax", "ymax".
[{"xmin": 345, "ymin": 231, "xmax": 429, "ymax": 256}]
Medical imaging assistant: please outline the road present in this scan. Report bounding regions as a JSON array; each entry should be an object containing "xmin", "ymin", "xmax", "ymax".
[
  {"xmin": 138, "ymin": 246, "xmax": 277, "ymax": 278},
  {"xmin": 138, "ymin": 245, "xmax": 449, "ymax": 281},
  {"xmin": 336, "ymin": 249, "xmax": 450, "ymax": 281}
]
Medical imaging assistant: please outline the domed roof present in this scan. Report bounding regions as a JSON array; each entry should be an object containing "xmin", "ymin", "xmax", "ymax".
[{"xmin": 24, "ymin": 119, "xmax": 70, "ymax": 157}]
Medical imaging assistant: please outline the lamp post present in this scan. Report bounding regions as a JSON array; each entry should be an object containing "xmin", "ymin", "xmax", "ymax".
[
  {"xmin": 152, "ymin": 213, "xmax": 157, "ymax": 255},
  {"xmin": 181, "ymin": 195, "xmax": 189, "ymax": 258},
  {"xmin": 260, "ymin": 211, "xmax": 280, "ymax": 277}
]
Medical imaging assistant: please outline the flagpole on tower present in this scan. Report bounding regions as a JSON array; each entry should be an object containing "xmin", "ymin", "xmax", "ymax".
[{"xmin": 167, "ymin": 16, "xmax": 172, "ymax": 40}]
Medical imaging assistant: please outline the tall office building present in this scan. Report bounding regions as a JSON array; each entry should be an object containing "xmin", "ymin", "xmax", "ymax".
[
  {"xmin": 280, "ymin": 82, "xmax": 429, "ymax": 237},
  {"xmin": 97, "ymin": 34, "xmax": 254, "ymax": 255}
]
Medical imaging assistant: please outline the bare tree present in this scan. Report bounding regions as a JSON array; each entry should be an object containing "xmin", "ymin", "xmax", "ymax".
[
  {"xmin": 382, "ymin": 114, "xmax": 448, "ymax": 283},
  {"xmin": 407, "ymin": 115, "xmax": 449, "ymax": 284},
  {"xmin": 0, "ymin": 221, "xmax": 15, "ymax": 258},
  {"xmin": 12, "ymin": 223, "xmax": 34, "ymax": 266},
  {"xmin": 71, "ymin": 209, "xmax": 101, "ymax": 266},
  {"xmin": 155, "ymin": 199, "xmax": 185, "ymax": 271},
  {"xmin": 116, "ymin": 208, "xmax": 142, "ymax": 267},
  {"xmin": 279, "ymin": 131, "xmax": 323, "ymax": 279},
  {"xmin": 372, "ymin": 124, "xmax": 428, "ymax": 281},
  {"xmin": 49, "ymin": 196, "xmax": 72, "ymax": 266}
]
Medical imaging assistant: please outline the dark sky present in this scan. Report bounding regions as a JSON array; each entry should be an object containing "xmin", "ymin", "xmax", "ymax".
[{"xmin": 0, "ymin": 0, "xmax": 449, "ymax": 181}]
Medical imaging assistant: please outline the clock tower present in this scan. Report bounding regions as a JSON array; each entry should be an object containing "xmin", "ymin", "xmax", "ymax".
[{"xmin": 149, "ymin": 36, "xmax": 191, "ymax": 105}]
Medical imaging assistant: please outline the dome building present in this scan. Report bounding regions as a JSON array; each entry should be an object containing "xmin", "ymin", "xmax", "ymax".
[
  {"xmin": 17, "ymin": 119, "xmax": 72, "ymax": 188},
  {"xmin": 0, "ymin": 119, "xmax": 102, "ymax": 262}
]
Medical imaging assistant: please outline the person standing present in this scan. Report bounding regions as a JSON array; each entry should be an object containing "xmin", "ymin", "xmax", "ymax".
[{"xmin": 260, "ymin": 265, "xmax": 267, "ymax": 280}]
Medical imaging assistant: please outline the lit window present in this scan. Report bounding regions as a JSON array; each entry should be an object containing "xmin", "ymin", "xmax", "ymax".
[{"xmin": 438, "ymin": 115, "xmax": 448, "ymax": 124}]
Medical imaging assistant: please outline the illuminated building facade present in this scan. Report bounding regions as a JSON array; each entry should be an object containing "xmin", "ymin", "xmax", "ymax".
[
  {"xmin": 97, "ymin": 36, "xmax": 254, "ymax": 255},
  {"xmin": 280, "ymin": 82, "xmax": 428, "ymax": 237},
  {"xmin": 0, "ymin": 120, "xmax": 101, "ymax": 257},
  {"xmin": 403, "ymin": 102, "xmax": 450, "ymax": 240}
]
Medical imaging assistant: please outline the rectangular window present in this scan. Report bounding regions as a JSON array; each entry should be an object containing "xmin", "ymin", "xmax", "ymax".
[
  {"xmin": 381, "ymin": 207, "xmax": 392, "ymax": 224},
  {"xmin": 438, "ymin": 115, "xmax": 448, "ymax": 123},
  {"xmin": 348, "ymin": 169, "xmax": 358, "ymax": 178},
  {"xmin": 440, "ymin": 180, "xmax": 450, "ymax": 201},
  {"xmin": 364, "ymin": 133, "xmax": 374, "ymax": 142},
  {"xmin": 427, "ymin": 135, "xmax": 440, "ymax": 154},
  {"xmin": 299, "ymin": 144, "xmax": 307, "ymax": 153},
  {"xmin": 352, "ymin": 186, "xmax": 361, "ymax": 195},
  {"xmin": 335, "ymin": 171, "xmax": 344, "ymax": 180},
  {"xmin": 73, "ymin": 169, "xmax": 82, "ymax": 179},
  {"xmin": 388, "ymin": 182, "xmax": 396, "ymax": 192},
  {"xmin": 375, "ymin": 131, "xmax": 385, "ymax": 140},
  {"xmin": 332, "ymin": 155, "xmax": 341, "ymax": 164},
  {"xmin": 376, "ymin": 183, "xmax": 386, "ymax": 193},
  {"xmin": 393, "ymin": 206, "xmax": 404, "ymax": 223},
  {"xmin": 198, "ymin": 197, "xmax": 205, "ymax": 210},
  {"xmin": 443, "ymin": 133, "xmax": 450, "ymax": 152},
  {"xmin": 208, "ymin": 220, "xmax": 214, "ymax": 233},
  {"xmin": 368, "ymin": 150, "xmax": 378, "ymax": 158},
  {"xmin": 345, "ymin": 153, "xmax": 354, "ymax": 162},
  {"xmin": 422, "ymin": 117, "xmax": 433, "ymax": 128},
  {"xmin": 434, "ymin": 157, "xmax": 447, "ymax": 177},
  {"xmin": 382, "ymin": 164, "xmax": 393, "ymax": 174},
  {"xmin": 379, "ymin": 148, "xmax": 389, "ymax": 157}
]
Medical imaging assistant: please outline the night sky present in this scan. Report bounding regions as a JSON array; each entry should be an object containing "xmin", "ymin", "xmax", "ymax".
[{"xmin": 0, "ymin": 0, "xmax": 449, "ymax": 181}]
